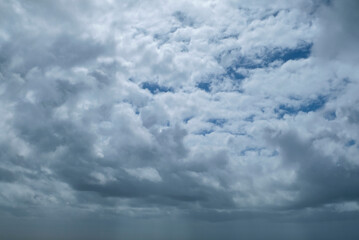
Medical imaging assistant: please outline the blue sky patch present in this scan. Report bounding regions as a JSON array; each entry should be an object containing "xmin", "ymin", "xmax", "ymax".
[
  {"xmin": 345, "ymin": 139, "xmax": 356, "ymax": 147},
  {"xmin": 208, "ymin": 118, "xmax": 227, "ymax": 127},
  {"xmin": 296, "ymin": 95, "xmax": 326, "ymax": 112},
  {"xmin": 197, "ymin": 82, "xmax": 211, "ymax": 92},
  {"xmin": 266, "ymin": 44, "xmax": 312, "ymax": 63},
  {"xmin": 141, "ymin": 82, "xmax": 173, "ymax": 94},
  {"xmin": 226, "ymin": 43, "xmax": 312, "ymax": 71},
  {"xmin": 276, "ymin": 95, "xmax": 327, "ymax": 118},
  {"xmin": 197, "ymin": 66, "xmax": 246, "ymax": 92},
  {"xmin": 223, "ymin": 66, "xmax": 246, "ymax": 81},
  {"xmin": 194, "ymin": 129, "xmax": 214, "ymax": 136}
]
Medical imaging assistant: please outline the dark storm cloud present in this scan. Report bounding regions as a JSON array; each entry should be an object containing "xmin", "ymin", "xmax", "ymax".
[
  {"xmin": 1, "ymin": 72, "xmax": 231, "ymax": 209},
  {"xmin": 268, "ymin": 130, "xmax": 359, "ymax": 209},
  {"xmin": 50, "ymin": 124, "xmax": 234, "ymax": 209},
  {"xmin": 0, "ymin": 167, "xmax": 17, "ymax": 183}
]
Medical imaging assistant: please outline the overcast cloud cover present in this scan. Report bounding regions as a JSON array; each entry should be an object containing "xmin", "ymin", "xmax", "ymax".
[{"xmin": 1, "ymin": 0, "xmax": 359, "ymax": 239}]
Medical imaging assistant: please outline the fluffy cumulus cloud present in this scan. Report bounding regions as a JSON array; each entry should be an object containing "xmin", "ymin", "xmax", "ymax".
[{"xmin": 1, "ymin": 0, "xmax": 359, "ymax": 239}]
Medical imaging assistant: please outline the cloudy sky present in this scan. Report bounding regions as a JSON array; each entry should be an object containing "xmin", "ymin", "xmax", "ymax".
[{"xmin": 1, "ymin": 0, "xmax": 359, "ymax": 239}]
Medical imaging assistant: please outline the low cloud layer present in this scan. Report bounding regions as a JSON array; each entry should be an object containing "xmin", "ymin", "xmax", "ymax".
[{"xmin": 1, "ymin": 0, "xmax": 359, "ymax": 239}]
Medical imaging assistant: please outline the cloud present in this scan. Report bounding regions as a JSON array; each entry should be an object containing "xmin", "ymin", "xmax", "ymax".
[
  {"xmin": 267, "ymin": 130, "xmax": 359, "ymax": 209},
  {"xmin": 0, "ymin": 0, "xmax": 359, "ymax": 239},
  {"xmin": 313, "ymin": 0, "xmax": 359, "ymax": 62}
]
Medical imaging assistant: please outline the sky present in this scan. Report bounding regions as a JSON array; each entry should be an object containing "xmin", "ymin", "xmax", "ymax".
[{"xmin": 1, "ymin": 0, "xmax": 359, "ymax": 239}]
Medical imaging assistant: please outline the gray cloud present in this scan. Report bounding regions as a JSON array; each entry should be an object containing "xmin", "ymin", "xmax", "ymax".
[
  {"xmin": 313, "ymin": 0, "xmax": 359, "ymax": 62},
  {"xmin": 268, "ymin": 130, "xmax": 359, "ymax": 209}
]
